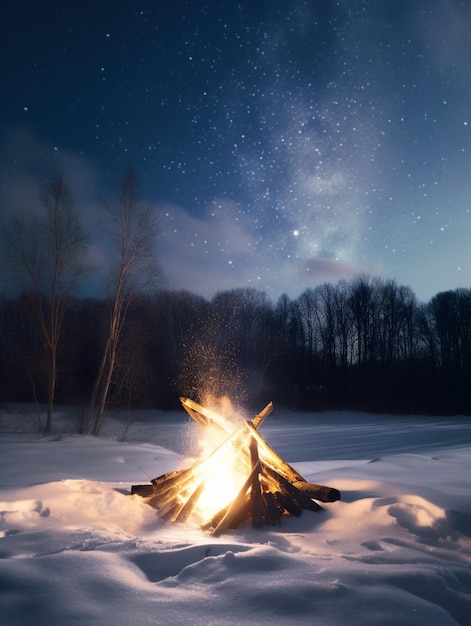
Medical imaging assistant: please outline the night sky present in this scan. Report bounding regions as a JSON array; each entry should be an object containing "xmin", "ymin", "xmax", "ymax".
[{"xmin": 2, "ymin": 0, "xmax": 471, "ymax": 302}]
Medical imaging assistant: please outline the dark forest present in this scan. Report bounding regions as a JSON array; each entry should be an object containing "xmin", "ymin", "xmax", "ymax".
[{"xmin": 1, "ymin": 277, "xmax": 470, "ymax": 419}]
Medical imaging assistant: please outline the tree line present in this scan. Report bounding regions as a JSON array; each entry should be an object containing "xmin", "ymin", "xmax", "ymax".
[
  {"xmin": 1, "ymin": 170, "xmax": 160, "ymax": 432},
  {"xmin": 1, "ymin": 173, "xmax": 471, "ymax": 431}
]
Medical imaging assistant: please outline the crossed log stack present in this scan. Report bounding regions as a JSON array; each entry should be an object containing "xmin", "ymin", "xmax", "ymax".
[{"xmin": 132, "ymin": 397, "xmax": 340, "ymax": 535}]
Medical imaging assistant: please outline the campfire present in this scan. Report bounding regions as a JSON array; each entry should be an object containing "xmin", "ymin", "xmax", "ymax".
[{"xmin": 132, "ymin": 398, "xmax": 340, "ymax": 535}]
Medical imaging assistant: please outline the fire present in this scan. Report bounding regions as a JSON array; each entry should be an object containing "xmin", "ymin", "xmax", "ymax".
[
  {"xmin": 185, "ymin": 407, "xmax": 252, "ymax": 523},
  {"xmin": 192, "ymin": 453, "xmax": 246, "ymax": 521}
]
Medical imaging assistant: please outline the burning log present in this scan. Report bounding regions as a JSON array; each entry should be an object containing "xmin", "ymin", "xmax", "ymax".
[
  {"xmin": 249, "ymin": 438, "xmax": 263, "ymax": 528},
  {"xmin": 132, "ymin": 398, "xmax": 340, "ymax": 534}
]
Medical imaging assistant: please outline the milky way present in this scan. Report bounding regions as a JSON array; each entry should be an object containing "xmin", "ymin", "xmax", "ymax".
[{"xmin": 1, "ymin": 1, "xmax": 471, "ymax": 301}]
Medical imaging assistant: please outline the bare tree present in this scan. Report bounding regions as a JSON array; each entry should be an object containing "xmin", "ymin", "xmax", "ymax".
[
  {"xmin": 89, "ymin": 169, "xmax": 160, "ymax": 435},
  {"xmin": 3, "ymin": 175, "xmax": 90, "ymax": 431}
]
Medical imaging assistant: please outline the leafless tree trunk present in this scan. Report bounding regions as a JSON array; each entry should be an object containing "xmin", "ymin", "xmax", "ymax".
[
  {"xmin": 3, "ymin": 175, "xmax": 90, "ymax": 431},
  {"xmin": 89, "ymin": 169, "xmax": 160, "ymax": 435}
]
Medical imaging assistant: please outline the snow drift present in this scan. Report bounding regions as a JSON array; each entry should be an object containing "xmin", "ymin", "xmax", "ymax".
[{"xmin": 1, "ymin": 407, "xmax": 471, "ymax": 625}]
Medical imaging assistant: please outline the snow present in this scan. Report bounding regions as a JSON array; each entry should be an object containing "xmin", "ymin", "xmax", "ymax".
[{"xmin": 1, "ymin": 406, "xmax": 471, "ymax": 625}]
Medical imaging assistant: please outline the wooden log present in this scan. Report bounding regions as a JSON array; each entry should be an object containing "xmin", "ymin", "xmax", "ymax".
[
  {"xmin": 180, "ymin": 397, "xmax": 234, "ymax": 435},
  {"xmin": 148, "ymin": 485, "xmax": 188, "ymax": 515},
  {"xmin": 157, "ymin": 485, "xmax": 199, "ymax": 522},
  {"xmin": 142, "ymin": 468, "xmax": 199, "ymax": 510},
  {"xmin": 224, "ymin": 495, "xmax": 251, "ymax": 531},
  {"xmin": 262, "ymin": 490, "xmax": 283, "ymax": 525},
  {"xmin": 273, "ymin": 491, "xmax": 303, "ymax": 517},
  {"xmin": 262, "ymin": 463, "xmax": 322, "ymax": 512},
  {"xmin": 251, "ymin": 401, "xmax": 273, "ymax": 429},
  {"xmin": 180, "ymin": 403, "xmax": 223, "ymax": 436},
  {"xmin": 150, "ymin": 468, "xmax": 194, "ymax": 493},
  {"xmin": 151, "ymin": 468, "xmax": 188, "ymax": 486},
  {"xmin": 245, "ymin": 421, "xmax": 305, "ymax": 484},
  {"xmin": 292, "ymin": 481, "xmax": 340, "ymax": 503},
  {"xmin": 249, "ymin": 438, "xmax": 263, "ymax": 528},
  {"xmin": 131, "ymin": 484, "xmax": 154, "ymax": 497},
  {"xmin": 245, "ymin": 421, "xmax": 342, "ymax": 502},
  {"xmin": 145, "ymin": 468, "xmax": 197, "ymax": 509},
  {"xmin": 145, "ymin": 488, "xmax": 180, "ymax": 511}
]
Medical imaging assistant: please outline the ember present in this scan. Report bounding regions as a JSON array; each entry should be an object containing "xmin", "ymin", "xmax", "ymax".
[{"xmin": 132, "ymin": 398, "xmax": 340, "ymax": 534}]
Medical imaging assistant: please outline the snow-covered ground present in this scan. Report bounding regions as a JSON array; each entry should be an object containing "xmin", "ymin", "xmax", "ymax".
[{"xmin": 1, "ymin": 404, "xmax": 471, "ymax": 625}]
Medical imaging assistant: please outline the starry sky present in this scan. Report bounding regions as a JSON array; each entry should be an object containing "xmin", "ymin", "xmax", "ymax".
[{"xmin": 2, "ymin": 0, "xmax": 471, "ymax": 303}]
